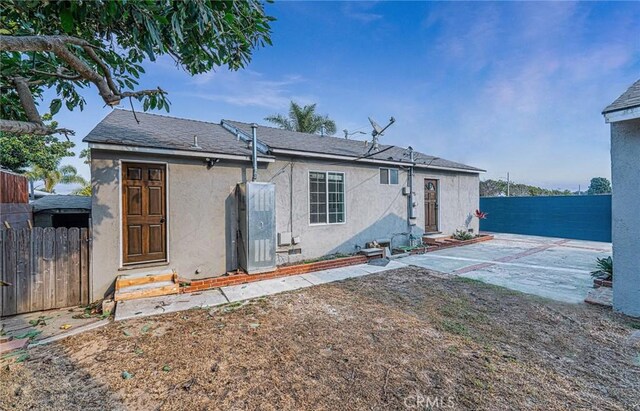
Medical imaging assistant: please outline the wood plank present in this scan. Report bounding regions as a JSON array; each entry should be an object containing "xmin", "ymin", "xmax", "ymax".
[
  {"xmin": 114, "ymin": 283, "xmax": 179, "ymax": 301},
  {"xmin": 30, "ymin": 227, "xmax": 44, "ymax": 312},
  {"xmin": 2, "ymin": 229, "xmax": 17, "ymax": 316},
  {"xmin": 80, "ymin": 228, "xmax": 89, "ymax": 305},
  {"xmin": 68, "ymin": 228, "xmax": 81, "ymax": 306},
  {"xmin": 15, "ymin": 228, "xmax": 31, "ymax": 314},
  {"xmin": 115, "ymin": 273, "xmax": 175, "ymax": 290},
  {"xmin": 54, "ymin": 228, "xmax": 68, "ymax": 308},
  {"xmin": 42, "ymin": 228, "xmax": 56, "ymax": 310}
]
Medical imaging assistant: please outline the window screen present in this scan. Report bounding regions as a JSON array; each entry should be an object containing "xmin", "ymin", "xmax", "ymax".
[
  {"xmin": 380, "ymin": 168, "xmax": 399, "ymax": 185},
  {"xmin": 309, "ymin": 172, "xmax": 327, "ymax": 224},
  {"xmin": 309, "ymin": 171, "xmax": 345, "ymax": 224}
]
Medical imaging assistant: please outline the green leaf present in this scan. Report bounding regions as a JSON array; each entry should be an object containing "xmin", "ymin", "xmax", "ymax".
[
  {"xmin": 60, "ymin": 8, "xmax": 74, "ymax": 33},
  {"xmin": 121, "ymin": 371, "xmax": 133, "ymax": 380},
  {"xmin": 50, "ymin": 99, "xmax": 62, "ymax": 115}
]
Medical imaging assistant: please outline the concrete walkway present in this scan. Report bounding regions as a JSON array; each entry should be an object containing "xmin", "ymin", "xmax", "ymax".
[
  {"xmin": 400, "ymin": 233, "xmax": 611, "ymax": 303},
  {"xmin": 115, "ymin": 260, "xmax": 407, "ymax": 321}
]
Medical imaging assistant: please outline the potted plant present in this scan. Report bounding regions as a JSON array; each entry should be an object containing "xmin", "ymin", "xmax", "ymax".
[{"xmin": 591, "ymin": 256, "xmax": 613, "ymax": 287}]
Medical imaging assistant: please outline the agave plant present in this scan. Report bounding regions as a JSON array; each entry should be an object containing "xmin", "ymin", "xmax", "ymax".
[
  {"xmin": 452, "ymin": 229, "xmax": 474, "ymax": 241},
  {"xmin": 590, "ymin": 256, "xmax": 613, "ymax": 281}
]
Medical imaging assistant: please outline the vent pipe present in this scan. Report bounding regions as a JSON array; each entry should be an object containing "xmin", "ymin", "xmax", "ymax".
[
  {"xmin": 191, "ymin": 135, "xmax": 200, "ymax": 149},
  {"xmin": 251, "ymin": 123, "xmax": 258, "ymax": 181}
]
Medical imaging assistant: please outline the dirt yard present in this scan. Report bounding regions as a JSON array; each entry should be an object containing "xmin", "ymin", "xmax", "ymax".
[{"xmin": 2, "ymin": 266, "xmax": 639, "ymax": 410}]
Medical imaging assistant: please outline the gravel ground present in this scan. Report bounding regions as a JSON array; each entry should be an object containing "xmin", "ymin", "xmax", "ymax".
[{"xmin": 1, "ymin": 266, "xmax": 639, "ymax": 410}]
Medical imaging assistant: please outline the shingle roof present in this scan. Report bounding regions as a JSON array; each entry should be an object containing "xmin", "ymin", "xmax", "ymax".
[
  {"xmin": 83, "ymin": 109, "xmax": 268, "ymax": 158},
  {"xmin": 223, "ymin": 120, "xmax": 484, "ymax": 172},
  {"xmin": 83, "ymin": 109, "xmax": 483, "ymax": 172},
  {"xmin": 603, "ymin": 79, "xmax": 640, "ymax": 114},
  {"xmin": 32, "ymin": 195, "xmax": 91, "ymax": 212}
]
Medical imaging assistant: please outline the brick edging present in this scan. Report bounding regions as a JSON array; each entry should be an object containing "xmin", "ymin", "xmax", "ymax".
[
  {"xmin": 593, "ymin": 278, "xmax": 612, "ymax": 288},
  {"xmin": 408, "ymin": 234, "xmax": 494, "ymax": 255},
  {"xmin": 181, "ymin": 255, "xmax": 368, "ymax": 293}
]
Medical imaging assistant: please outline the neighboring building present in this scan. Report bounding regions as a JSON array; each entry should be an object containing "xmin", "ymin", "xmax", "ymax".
[
  {"xmin": 32, "ymin": 195, "xmax": 91, "ymax": 228},
  {"xmin": 84, "ymin": 109, "xmax": 483, "ymax": 301},
  {"xmin": 0, "ymin": 169, "xmax": 32, "ymax": 229},
  {"xmin": 603, "ymin": 79, "xmax": 640, "ymax": 317}
]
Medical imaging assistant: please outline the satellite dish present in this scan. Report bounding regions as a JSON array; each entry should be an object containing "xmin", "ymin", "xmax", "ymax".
[{"xmin": 367, "ymin": 116, "xmax": 396, "ymax": 151}]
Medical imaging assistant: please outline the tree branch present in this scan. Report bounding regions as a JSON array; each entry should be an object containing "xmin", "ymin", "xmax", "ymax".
[
  {"xmin": 12, "ymin": 76, "xmax": 43, "ymax": 124},
  {"xmin": 31, "ymin": 68, "xmax": 82, "ymax": 81},
  {"xmin": 1, "ymin": 35, "xmax": 166, "ymax": 106},
  {"xmin": 1, "ymin": 35, "xmax": 168, "ymax": 136},
  {"xmin": 120, "ymin": 87, "xmax": 167, "ymax": 99},
  {"xmin": 0, "ymin": 119, "xmax": 74, "ymax": 136}
]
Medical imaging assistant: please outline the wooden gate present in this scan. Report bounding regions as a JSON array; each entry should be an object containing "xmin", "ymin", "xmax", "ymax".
[{"xmin": 1, "ymin": 227, "xmax": 90, "ymax": 317}]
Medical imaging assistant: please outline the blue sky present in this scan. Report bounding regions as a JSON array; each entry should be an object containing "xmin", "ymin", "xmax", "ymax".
[{"xmin": 48, "ymin": 1, "xmax": 639, "ymax": 192}]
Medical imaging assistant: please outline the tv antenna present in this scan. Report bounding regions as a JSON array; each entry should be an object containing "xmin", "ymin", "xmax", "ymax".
[
  {"xmin": 368, "ymin": 116, "xmax": 395, "ymax": 150},
  {"xmin": 343, "ymin": 129, "xmax": 366, "ymax": 139}
]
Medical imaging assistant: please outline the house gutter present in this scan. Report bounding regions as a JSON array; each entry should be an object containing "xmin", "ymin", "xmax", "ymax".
[
  {"xmin": 87, "ymin": 143, "xmax": 275, "ymax": 163},
  {"xmin": 270, "ymin": 148, "xmax": 483, "ymax": 173}
]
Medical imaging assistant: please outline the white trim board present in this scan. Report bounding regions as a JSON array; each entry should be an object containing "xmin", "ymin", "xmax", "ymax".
[
  {"xmin": 603, "ymin": 106, "xmax": 640, "ymax": 123},
  {"xmin": 89, "ymin": 143, "xmax": 275, "ymax": 163}
]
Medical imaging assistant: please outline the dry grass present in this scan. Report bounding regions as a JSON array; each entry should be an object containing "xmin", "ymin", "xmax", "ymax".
[{"xmin": 2, "ymin": 266, "xmax": 639, "ymax": 410}]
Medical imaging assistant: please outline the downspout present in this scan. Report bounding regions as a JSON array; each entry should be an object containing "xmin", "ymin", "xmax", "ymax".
[
  {"xmin": 408, "ymin": 147, "xmax": 416, "ymax": 244},
  {"xmin": 251, "ymin": 123, "xmax": 258, "ymax": 182}
]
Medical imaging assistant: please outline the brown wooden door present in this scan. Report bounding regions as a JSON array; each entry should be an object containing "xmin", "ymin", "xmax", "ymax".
[
  {"xmin": 122, "ymin": 163, "xmax": 166, "ymax": 264},
  {"xmin": 424, "ymin": 179, "xmax": 438, "ymax": 232}
]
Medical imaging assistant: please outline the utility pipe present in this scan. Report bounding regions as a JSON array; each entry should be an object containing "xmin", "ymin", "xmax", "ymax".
[{"xmin": 251, "ymin": 123, "xmax": 258, "ymax": 181}]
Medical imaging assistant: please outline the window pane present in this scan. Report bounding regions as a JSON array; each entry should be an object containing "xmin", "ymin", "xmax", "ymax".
[
  {"xmin": 379, "ymin": 169, "xmax": 388, "ymax": 184},
  {"xmin": 310, "ymin": 172, "xmax": 327, "ymax": 224},
  {"xmin": 390, "ymin": 169, "xmax": 399, "ymax": 185},
  {"xmin": 328, "ymin": 173, "xmax": 345, "ymax": 223}
]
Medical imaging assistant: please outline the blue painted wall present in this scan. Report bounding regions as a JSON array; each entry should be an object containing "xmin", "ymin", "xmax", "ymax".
[{"xmin": 479, "ymin": 195, "xmax": 611, "ymax": 242}]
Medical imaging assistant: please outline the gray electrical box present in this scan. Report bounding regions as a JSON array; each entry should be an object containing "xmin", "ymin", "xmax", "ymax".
[{"xmin": 237, "ymin": 182, "xmax": 276, "ymax": 274}]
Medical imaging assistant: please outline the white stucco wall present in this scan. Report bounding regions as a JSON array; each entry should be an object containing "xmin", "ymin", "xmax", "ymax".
[
  {"xmin": 90, "ymin": 149, "xmax": 479, "ymax": 301},
  {"xmin": 610, "ymin": 118, "xmax": 640, "ymax": 317}
]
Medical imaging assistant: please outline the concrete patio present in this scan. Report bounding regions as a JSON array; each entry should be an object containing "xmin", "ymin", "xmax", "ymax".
[
  {"xmin": 114, "ymin": 233, "xmax": 611, "ymax": 321},
  {"xmin": 401, "ymin": 233, "xmax": 611, "ymax": 303}
]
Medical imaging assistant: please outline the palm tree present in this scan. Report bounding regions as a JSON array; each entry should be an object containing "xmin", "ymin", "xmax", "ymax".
[
  {"xmin": 265, "ymin": 101, "xmax": 337, "ymax": 135},
  {"xmin": 27, "ymin": 164, "xmax": 87, "ymax": 193},
  {"xmin": 73, "ymin": 181, "xmax": 92, "ymax": 196}
]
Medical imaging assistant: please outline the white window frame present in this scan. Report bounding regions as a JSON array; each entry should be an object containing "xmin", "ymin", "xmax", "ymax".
[
  {"xmin": 308, "ymin": 170, "xmax": 346, "ymax": 226},
  {"xmin": 379, "ymin": 167, "xmax": 399, "ymax": 185}
]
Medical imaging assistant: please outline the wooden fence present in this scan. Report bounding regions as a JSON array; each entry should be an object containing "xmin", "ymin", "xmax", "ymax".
[
  {"xmin": 0, "ymin": 170, "xmax": 29, "ymax": 203},
  {"xmin": 1, "ymin": 227, "xmax": 90, "ymax": 317}
]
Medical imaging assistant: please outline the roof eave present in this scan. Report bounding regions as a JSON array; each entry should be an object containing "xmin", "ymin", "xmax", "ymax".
[
  {"xmin": 602, "ymin": 105, "xmax": 640, "ymax": 123},
  {"xmin": 270, "ymin": 148, "xmax": 483, "ymax": 173},
  {"xmin": 87, "ymin": 142, "xmax": 275, "ymax": 162}
]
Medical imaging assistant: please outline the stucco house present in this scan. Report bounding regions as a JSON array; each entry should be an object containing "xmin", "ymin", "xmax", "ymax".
[
  {"xmin": 83, "ymin": 109, "xmax": 483, "ymax": 301},
  {"xmin": 602, "ymin": 79, "xmax": 640, "ymax": 317}
]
